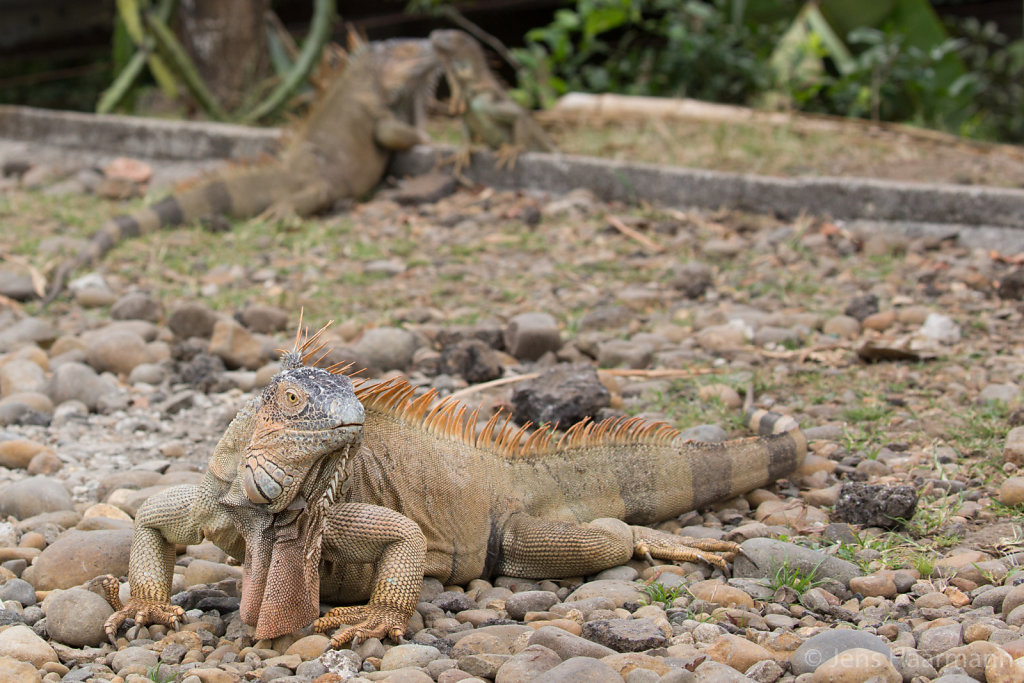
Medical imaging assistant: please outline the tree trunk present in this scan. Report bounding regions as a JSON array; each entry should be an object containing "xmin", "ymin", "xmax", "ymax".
[{"xmin": 176, "ymin": 0, "xmax": 271, "ymax": 113}]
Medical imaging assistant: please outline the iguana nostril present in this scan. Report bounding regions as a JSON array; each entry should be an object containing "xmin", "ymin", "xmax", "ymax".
[{"xmin": 331, "ymin": 398, "xmax": 364, "ymax": 426}]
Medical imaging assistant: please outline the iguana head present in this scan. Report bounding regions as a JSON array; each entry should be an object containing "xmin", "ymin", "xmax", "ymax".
[
  {"xmin": 372, "ymin": 38, "xmax": 443, "ymax": 129},
  {"xmin": 242, "ymin": 364, "xmax": 363, "ymax": 513},
  {"xmin": 429, "ymin": 30, "xmax": 502, "ymax": 110}
]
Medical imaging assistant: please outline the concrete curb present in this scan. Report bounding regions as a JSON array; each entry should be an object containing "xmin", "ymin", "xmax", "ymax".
[
  {"xmin": 2, "ymin": 104, "xmax": 1024, "ymax": 229},
  {"xmin": 392, "ymin": 146, "xmax": 1024, "ymax": 229},
  {"xmin": 0, "ymin": 105, "xmax": 280, "ymax": 161}
]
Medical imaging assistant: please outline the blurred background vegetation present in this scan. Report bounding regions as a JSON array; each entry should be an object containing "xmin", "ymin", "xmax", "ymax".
[{"xmin": 0, "ymin": 0, "xmax": 1022, "ymax": 142}]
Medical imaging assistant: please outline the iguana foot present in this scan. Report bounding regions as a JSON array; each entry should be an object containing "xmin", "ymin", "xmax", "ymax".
[
  {"xmin": 634, "ymin": 529, "xmax": 742, "ymax": 572},
  {"xmin": 495, "ymin": 144, "xmax": 521, "ymax": 170},
  {"xmin": 439, "ymin": 146, "xmax": 474, "ymax": 175},
  {"xmin": 103, "ymin": 595, "xmax": 186, "ymax": 645},
  {"xmin": 256, "ymin": 202, "xmax": 302, "ymax": 230},
  {"xmin": 314, "ymin": 604, "xmax": 410, "ymax": 648}
]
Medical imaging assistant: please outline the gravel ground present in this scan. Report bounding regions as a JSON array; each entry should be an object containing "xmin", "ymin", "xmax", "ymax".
[{"xmin": 1, "ymin": 144, "xmax": 1024, "ymax": 682}]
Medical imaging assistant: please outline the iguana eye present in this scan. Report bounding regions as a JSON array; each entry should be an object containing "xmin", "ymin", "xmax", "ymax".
[{"xmin": 285, "ymin": 390, "xmax": 300, "ymax": 405}]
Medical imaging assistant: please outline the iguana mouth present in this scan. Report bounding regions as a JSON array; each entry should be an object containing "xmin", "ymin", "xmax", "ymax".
[{"xmin": 242, "ymin": 423, "xmax": 360, "ymax": 506}]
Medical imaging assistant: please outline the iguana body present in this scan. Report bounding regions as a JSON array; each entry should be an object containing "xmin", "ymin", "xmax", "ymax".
[
  {"xmin": 44, "ymin": 39, "xmax": 440, "ymax": 303},
  {"xmin": 109, "ymin": 337, "xmax": 806, "ymax": 647},
  {"xmin": 429, "ymin": 29, "xmax": 557, "ymax": 168}
]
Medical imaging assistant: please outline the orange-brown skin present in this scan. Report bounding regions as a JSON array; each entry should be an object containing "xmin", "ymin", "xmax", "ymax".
[{"xmin": 107, "ymin": 340, "xmax": 806, "ymax": 649}]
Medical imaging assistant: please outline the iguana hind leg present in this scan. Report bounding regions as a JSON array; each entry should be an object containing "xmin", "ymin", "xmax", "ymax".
[
  {"xmin": 496, "ymin": 514, "xmax": 740, "ymax": 577},
  {"xmin": 316, "ymin": 502, "xmax": 426, "ymax": 647},
  {"xmin": 257, "ymin": 180, "xmax": 335, "ymax": 225}
]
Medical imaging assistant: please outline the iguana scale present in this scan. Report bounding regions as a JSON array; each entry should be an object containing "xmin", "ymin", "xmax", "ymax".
[
  {"xmin": 429, "ymin": 29, "xmax": 557, "ymax": 169},
  {"xmin": 43, "ymin": 39, "xmax": 440, "ymax": 303},
  {"xmin": 105, "ymin": 326, "xmax": 806, "ymax": 648}
]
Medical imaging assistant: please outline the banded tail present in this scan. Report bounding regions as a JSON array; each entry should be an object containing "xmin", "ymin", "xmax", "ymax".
[
  {"xmin": 497, "ymin": 403, "xmax": 807, "ymax": 526},
  {"xmin": 43, "ymin": 164, "xmax": 291, "ymax": 305}
]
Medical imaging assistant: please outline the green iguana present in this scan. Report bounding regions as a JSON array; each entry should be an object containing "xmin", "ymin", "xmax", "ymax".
[
  {"xmin": 43, "ymin": 38, "xmax": 440, "ymax": 304},
  {"xmin": 101, "ymin": 325, "xmax": 427, "ymax": 645},
  {"xmin": 429, "ymin": 29, "xmax": 557, "ymax": 169},
  {"xmin": 103, "ymin": 326, "xmax": 807, "ymax": 648}
]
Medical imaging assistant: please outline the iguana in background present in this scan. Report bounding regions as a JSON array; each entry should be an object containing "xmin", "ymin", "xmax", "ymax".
[
  {"xmin": 429, "ymin": 29, "xmax": 557, "ymax": 169},
  {"xmin": 43, "ymin": 38, "xmax": 441, "ymax": 304},
  {"xmin": 104, "ymin": 325, "xmax": 807, "ymax": 648}
]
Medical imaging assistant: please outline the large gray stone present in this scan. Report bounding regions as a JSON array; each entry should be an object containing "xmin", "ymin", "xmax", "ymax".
[
  {"xmin": 0, "ymin": 476, "xmax": 73, "ymax": 519},
  {"xmin": 0, "ymin": 266, "xmax": 36, "ymax": 301},
  {"xmin": 495, "ymin": 644, "xmax": 561, "ymax": 683},
  {"xmin": 22, "ymin": 529, "xmax": 132, "ymax": 590},
  {"xmin": 0, "ymin": 579, "xmax": 36, "ymax": 606},
  {"xmin": 733, "ymin": 538, "xmax": 861, "ymax": 587},
  {"xmin": 533, "ymin": 656, "xmax": 624, "ymax": 682},
  {"xmin": 44, "ymin": 588, "xmax": 113, "ymax": 647},
  {"xmin": 110, "ymin": 292, "xmax": 162, "ymax": 322},
  {"xmin": 504, "ymin": 312, "xmax": 562, "ymax": 361},
  {"xmin": 527, "ymin": 625, "xmax": 616, "ymax": 660},
  {"xmin": 168, "ymin": 302, "xmax": 218, "ymax": 339},
  {"xmin": 580, "ymin": 618, "xmax": 668, "ymax": 652},
  {"xmin": 353, "ymin": 327, "xmax": 417, "ymax": 372},
  {"xmin": 0, "ymin": 318, "xmax": 57, "ymax": 353},
  {"xmin": 791, "ymin": 629, "xmax": 894, "ymax": 675},
  {"xmin": 380, "ymin": 644, "xmax": 441, "ymax": 671},
  {"xmin": 504, "ymin": 591, "xmax": 560, "ymax": 621},
  {"xmin": 84, "ymin": 329, "xmax": 150, "ymax": 376},
  {"xmin": 47, "ymin": 362, "xmax": 118, "ymax": 411}
]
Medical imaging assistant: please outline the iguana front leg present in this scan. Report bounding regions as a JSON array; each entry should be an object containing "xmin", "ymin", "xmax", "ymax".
[
  {"xmin": 105, "ymin": 403, "xmax": 254, "ymax": 641},
  {"xmin": 375, "ymin": 114, "xmax": 428, "ymax": 151},
  {"xmin": 315, "ymin": 502, "xmax": 426, "ymax": 647},
  {"xmin": 103, "ymin": 484, "xmax": 208, "ymax": 640},
  {"xmin": 496, "ymin": 514, "xmax": 741, "ymax": 577}
]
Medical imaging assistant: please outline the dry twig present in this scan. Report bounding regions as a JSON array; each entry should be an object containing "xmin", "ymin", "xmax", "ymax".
[{"xmin": 606, "ymin": 215, "xmax": 664, "ymax": 253}]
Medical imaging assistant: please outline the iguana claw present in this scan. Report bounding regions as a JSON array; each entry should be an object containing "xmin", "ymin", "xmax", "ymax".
[
  {"xmin": 103, "ymin": 598, "xmax": 186, "ymax": 643},
  {"xmin": 633, "ymin": 533, "xmax": 743, "ymax": 573},
  {"xmin": 494, "ymin": 144, "xmax": 521, "ymax": 170},
  {"xmin": 92, "ymin": 573, "xmax": 188, "ymax": 641},
  {"xmin": 255, "ymin": 202, "xmax": 302, "ymax": 229},
  {"xmin": 314, "ymin": 604, "xmax": 410, "ymax": 648},
  {"xmin": 440, "ymin": 146, "xmax": 474, "ymax": 175}
]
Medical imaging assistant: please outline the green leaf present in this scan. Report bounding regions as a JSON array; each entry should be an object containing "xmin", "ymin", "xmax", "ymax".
[{"xmin": 583, "ymin": 6, "xmax": 630, "ymax": 40}]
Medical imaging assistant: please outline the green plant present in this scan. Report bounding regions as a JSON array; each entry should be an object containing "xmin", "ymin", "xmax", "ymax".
[
  {"xmin": 512, "ymin": 0, "xmax": 779, "ymax": 108},
  {"xmin": 911, "ymin": 553, "xmax": 935, "ymax": 578},
  {"xmin": 767, "ymin": 559, "xmax": 826, "ymax": 594},
  {"xmin": 947, "ymin": 17, "xmax": 1024, "ymax": 142},
  {"xmin": 788, "ymin": 26, "xmax": 972, "ymax": 131},
  {"xmin": 146, "ymin": 662, "xmax": 175, "ymax": 683},
  {"xmin": 641, "ymin": 581, "xmax": 682, "ymax": 608}
]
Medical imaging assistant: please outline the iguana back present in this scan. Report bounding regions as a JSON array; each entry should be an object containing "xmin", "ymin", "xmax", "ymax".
[{"xmin": 343, "ymin": 378, "xmax": 805, "ymax": 586}]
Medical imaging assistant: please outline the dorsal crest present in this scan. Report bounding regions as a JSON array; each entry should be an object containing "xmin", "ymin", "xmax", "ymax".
[
  {"xmin": 355, "ymin": 375, "xmax": 681, "ymax": 459},
  {"xmin": 278, "ymin": 311, "xmax": 354, "ymax": 375}
]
